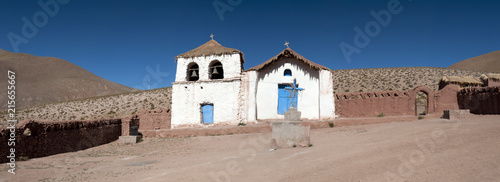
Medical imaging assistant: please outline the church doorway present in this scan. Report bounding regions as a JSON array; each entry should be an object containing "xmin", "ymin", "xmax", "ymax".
[
  {"xmin": 202, "ymin": 104, "xmax": 214, "ymax": 124},
  {"xmin": 277, "ymin": 84, "xmax": 297, "ymax": 114}
]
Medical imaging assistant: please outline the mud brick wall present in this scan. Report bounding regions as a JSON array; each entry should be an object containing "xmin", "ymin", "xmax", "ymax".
[
  {"xmin": 121, "ymin": 109, "xmax": 171, "ymax": 137},
  {"xmin": 0, "ymin": 119, "xmax": 121, "ymax": 163},
  {"xmin": 335, "ymin": 90, "xmax": 414, "ymax": 117},
  {"xmin": 137, "ymin": 109, "xmax": 171, "ymax": 131},
  {"xmin": 335, "ymin": 85, "xmax": 459, "ymax": 118},
  {"xmin": 457, "ymin": 86, "xmax": 500, "ymax": 114}
]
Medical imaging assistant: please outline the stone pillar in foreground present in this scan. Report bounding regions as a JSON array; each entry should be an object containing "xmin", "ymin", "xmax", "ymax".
[{"xmin": 271, "ymin": 107, "xmax": 311, "ymax": 148}]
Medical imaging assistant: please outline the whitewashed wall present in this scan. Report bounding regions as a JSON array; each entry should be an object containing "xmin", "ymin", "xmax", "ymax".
[
  {"xmin": 254, "ymin": 58, "xmax": 320, "ymax": 120},
  {"xmin": 319, "ymin": 70, "xmax": 335, "ymax": 119},
  {"xmin": 241, "ymin": 71, "xmax": 258, "ymax": 122},
  {"xmin": 171, "ymin": 80, "xmax": 241, "ymax": 128},
  {"xmin": 171, "ymin": 53, "xmax": 243, "ymax": 128},
  {"xmin": 175, "ymin": 53, "xmax": 242, "ymax": 82}
]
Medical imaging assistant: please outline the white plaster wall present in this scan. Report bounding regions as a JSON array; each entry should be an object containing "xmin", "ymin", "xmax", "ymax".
[
  {"xmin": 319, "ymin": 70, "xmax": 335, "ymax": 120},
  {"xmin": 255, "ymin": 58, "xmax": 320, "ymax": 120},
  {"xmin": 175, "ymin": 53, "xmax": 242, "ymax": 82},
  {"xmin": 171, "ymin": 80, "xmax": 241, "ymax": 128},
  {"xmin": 241, "ymin": 71, "xmax": 258, "ymax": 122}
]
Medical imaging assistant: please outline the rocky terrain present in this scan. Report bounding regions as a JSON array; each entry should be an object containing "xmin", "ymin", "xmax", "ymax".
[
  {"xmin": 0, "ymin": 87, "xmax": 171, "ymax": 126},
  {"xmin": 332, "ymin": 67, "xmax": 487, "ymax": 93}
]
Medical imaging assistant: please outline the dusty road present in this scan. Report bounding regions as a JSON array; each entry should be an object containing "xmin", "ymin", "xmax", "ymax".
[{"xmin": 1, "ymin": 115, "xmax": 499, "ymax": 182}]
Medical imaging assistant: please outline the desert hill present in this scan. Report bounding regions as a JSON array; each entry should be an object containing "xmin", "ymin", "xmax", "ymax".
[
  {"xmin": 0, "ymin": 87, "xmax": 171, "ymax": 124},
  {"xmin": 448, "ymin": 50, "xmax": 500, "ymax": 73},
  {"xmin": 332, "ymin": 67, "xmax": 486, "ymax": 93},
  {"xmin": 0, "ymin": 49, "xmax": 139, "ymax": 110}
]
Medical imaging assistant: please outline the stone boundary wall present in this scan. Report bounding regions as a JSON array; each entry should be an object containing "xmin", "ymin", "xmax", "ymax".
[
  {"xmin": 0, "ymin": 119, "xmax": 121, "ymax": 163},
  {"xmin": 335, "ymin": 85, "xmax": 459, "ymax": 118},
  {"xmin": 457, "ymin": 86, "xmax": 500, "ymax": 114}
]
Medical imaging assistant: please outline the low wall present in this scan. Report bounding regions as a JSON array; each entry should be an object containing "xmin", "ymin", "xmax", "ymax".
[
  {"xmin": 335, "ymin": 85, "xmax": 459, "ymax": 118},
  {"xmin": 137, "ymin": 109, "xmax": 171, "ymax": 130},
  {"xmin": 0, "ymin": 119, "xmax": 121, "ymax": 163},
  {"xmin": 457, "ymin": 86, "xmax": 500, "ymax": 114},
  {"xmin": 122, "ymin": 109, "xmax": 171, "ymax": 137}
]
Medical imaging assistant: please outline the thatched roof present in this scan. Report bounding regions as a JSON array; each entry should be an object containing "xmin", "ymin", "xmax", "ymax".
[
  {"xmin": 441, "ymin": 76, "xmax": 483, "ymax": 84},
  {"xmin": 480, "ymin": 73, "xmax": 500, "ymax": 81},
  {"xmin": 175, "ymin": 40, "xmax": 245, "ymax": 62},
  {"xmin": 246, "ymin": 47, "xmax": 329, "ymax": 71}
]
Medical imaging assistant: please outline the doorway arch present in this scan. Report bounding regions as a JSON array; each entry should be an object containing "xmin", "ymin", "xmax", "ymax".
[{"xmin": 411, "ymin": 86, "xmax": 434, "ymax": 116}]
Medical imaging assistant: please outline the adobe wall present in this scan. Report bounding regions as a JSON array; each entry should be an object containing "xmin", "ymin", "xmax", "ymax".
[
  {"xmin": 335, "ymin": 85, "xmax": 459, "ymax": 118},
  {"xmin": 0, "ymin": 119, "xmax": 121, "ymax": 163},
  {"xmin": 137, "ymin": 109, "xmax": 171, "ymax": 130},
  {"xmin": 335, "ymin": 90, "xmax": 413, "ymax": 117},
  {"xmin": 457, "ymin": 86, "xmax": 500, "ymax": 114},
  {"xmin": 487, "ymin": 79, "xmax": 500, "ymax": 87}
]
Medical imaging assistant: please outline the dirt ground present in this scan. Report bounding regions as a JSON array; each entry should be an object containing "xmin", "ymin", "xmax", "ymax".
[{"xmin": 1, "ymin": 115, "xmax": 500, "ymax": 182}]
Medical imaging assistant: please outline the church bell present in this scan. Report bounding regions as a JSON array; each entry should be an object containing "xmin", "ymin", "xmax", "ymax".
[
  {"xmin": 191, "ymin": 70, "xmax": 198, "ymax": 77},
  {"xmin": 212, "ymin": 67, "xmax": 219, "ymax": 75}
]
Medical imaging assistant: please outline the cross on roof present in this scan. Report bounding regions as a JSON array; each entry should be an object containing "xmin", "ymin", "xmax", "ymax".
[
  {"xmin": 284, "ymin": 41, "xmax": 289, "ymax": 47},
  {"xmin": 210, "ymin": 34, "xmax": 214, "ymax": 40}
]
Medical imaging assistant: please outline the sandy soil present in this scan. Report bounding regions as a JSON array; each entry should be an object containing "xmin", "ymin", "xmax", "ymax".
[{"xmin": 1, "ymin": 115, "xmax": 500, "ymax": 182}]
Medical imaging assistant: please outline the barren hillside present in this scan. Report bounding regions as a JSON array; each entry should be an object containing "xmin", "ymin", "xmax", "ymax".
[
  {"xmin": 0, "ymin": 49, "xmax": 138, "ymax": 110},
  {"xmin": 448, "ymin": 50, "xmax": 500, "ymax": 73},
  {"xmin": 332, "ymin": 67, "xmax": 486, "ymax": 93},
  {"xmin": 0, "ymin": 87, "xmax": 171, "ymax": 125}
]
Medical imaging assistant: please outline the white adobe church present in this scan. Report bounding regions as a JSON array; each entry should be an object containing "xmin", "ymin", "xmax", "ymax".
[{"xmin": 171, "ymin": 38, "xmax": 335, "ymax": 128}]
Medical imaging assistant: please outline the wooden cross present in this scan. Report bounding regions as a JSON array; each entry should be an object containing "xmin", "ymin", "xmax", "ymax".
[
  {"xmin": 284, "ymin": 79, "xmax": 304, "ymax": 108},
  {"xmin": 284, "ymin": 41, "xmax": 289, "ymax": 47},
  {"xmin": 210, "ymin": 34, "xmax": 214, "ymax": 40}
]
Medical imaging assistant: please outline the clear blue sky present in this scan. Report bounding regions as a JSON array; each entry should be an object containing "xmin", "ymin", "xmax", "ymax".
[{"xmin": 1, "ymin": 0, "xmax": 499, "ymax": 90}]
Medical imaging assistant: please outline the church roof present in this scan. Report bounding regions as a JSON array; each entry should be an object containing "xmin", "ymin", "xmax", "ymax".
[
  {"xmin": 175, "ymin": 40, "xmax": 245, "ymax": 62},
  {"xmin": 247, "ymin": 47, "xmax": 329, "ymax": 71}
]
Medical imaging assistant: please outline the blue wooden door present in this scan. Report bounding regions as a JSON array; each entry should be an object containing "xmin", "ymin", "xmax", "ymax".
[
  {"xmin": 202, "ymin": 105, "xmax": 214, "ymax": 124},
  {"xmin": 278, "ymin": 84, "xmax": 298, "ymax": 114}
]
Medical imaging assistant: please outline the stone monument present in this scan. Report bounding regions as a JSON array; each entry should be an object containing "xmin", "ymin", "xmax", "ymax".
[{"xmin": 271, "ymin": 79, "xmax": 311, "ymax": 148}]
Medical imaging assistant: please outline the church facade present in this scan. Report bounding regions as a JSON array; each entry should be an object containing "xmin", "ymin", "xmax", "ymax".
[{"xmin": 171, "ymin": 39, "xmax": 335, "ymax": 128}]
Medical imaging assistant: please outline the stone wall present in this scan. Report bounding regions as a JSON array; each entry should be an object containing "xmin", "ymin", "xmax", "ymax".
[
  {"xmin": 457, "ymin": 86, "xmax": 500, "ymax": 114},
  {"xmin": 335, "ymin": 85, "xmax": 459, "ymax": 118},
  {"xmin": 0, "ymin": 119, "xmax": 121, "ymax": 163}
]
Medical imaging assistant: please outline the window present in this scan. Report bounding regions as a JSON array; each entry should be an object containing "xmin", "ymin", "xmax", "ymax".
[
  {"xmin": 187, "ymin": 63, "xmax": 199, "ymax": 81},
  {"xmin": 210, "ymin": 61, "xmax": 224, "ymax": 79},
  {"xmin": 284, "ymin": 69, "xmax": 292, "ymax": 76}
]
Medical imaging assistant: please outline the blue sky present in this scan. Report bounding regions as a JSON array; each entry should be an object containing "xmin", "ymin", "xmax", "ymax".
[{"xmin": 1, "ymin": 0, "xmax": 499, "ymax": 90}]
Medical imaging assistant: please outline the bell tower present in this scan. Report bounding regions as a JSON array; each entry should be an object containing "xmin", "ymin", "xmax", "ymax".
[{"xmin": 171, "ymin": 36, "xmax": 245, "ymax": 128}]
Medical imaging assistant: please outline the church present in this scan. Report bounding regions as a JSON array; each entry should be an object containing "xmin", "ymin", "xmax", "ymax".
[{"xmin": 171, "ymin": 38, "xmax": 335, "ymax": 128}]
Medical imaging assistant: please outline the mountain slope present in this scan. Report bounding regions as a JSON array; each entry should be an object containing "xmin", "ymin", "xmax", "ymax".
[
  {"xmin": 0, "ymin": 49, "xmax": 139, "ymax": 110},
  {"xmin": 332, "ymin": 67, "xmax": 487, "ymax": 93},
  {"xmin": 448, "ymin": 50, "xmax": 500, "ymax": 73},
  {"xmin": 0, "ymin": 87, "xmax": 171, "ymax": 123}
]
